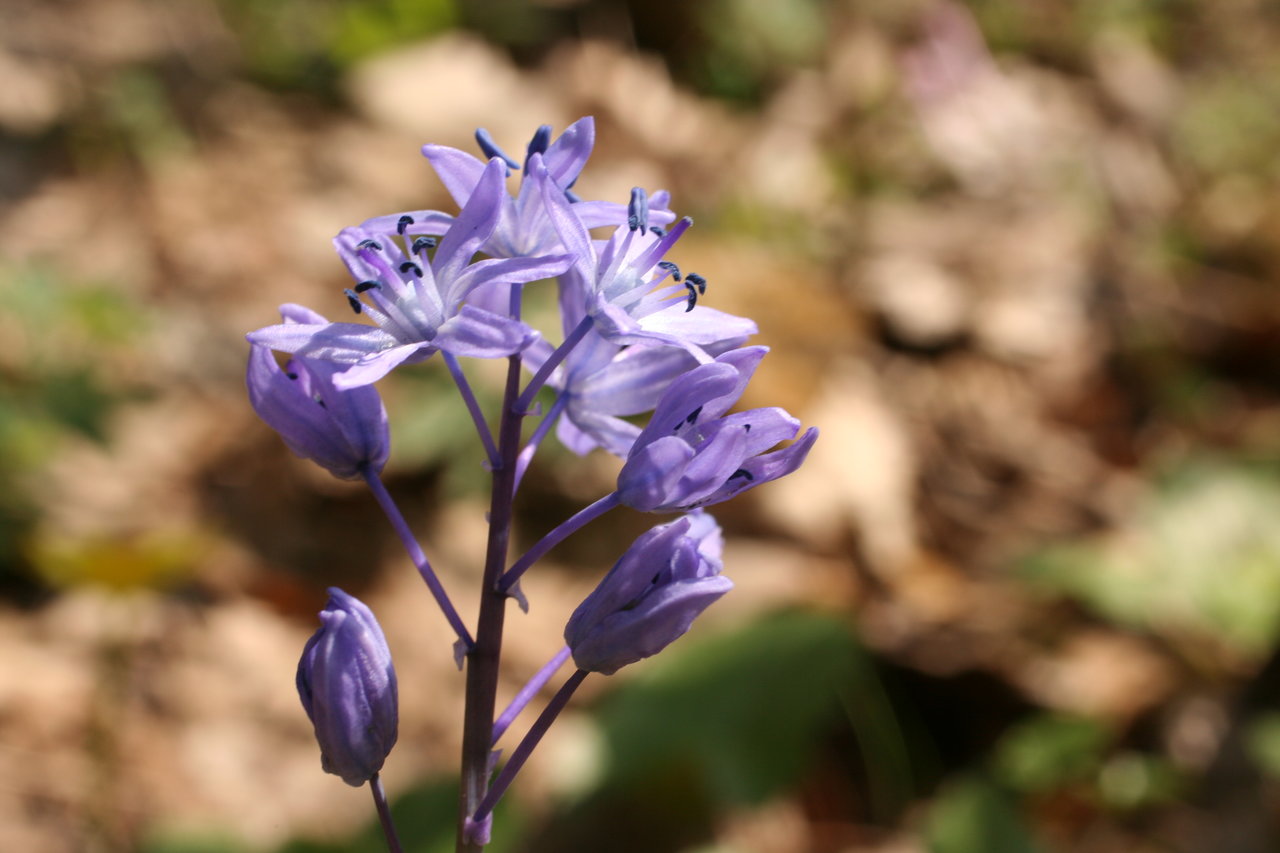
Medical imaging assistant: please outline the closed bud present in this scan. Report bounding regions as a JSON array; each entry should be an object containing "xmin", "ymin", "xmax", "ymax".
[
  {"xmin": 296, "ymin": 588, "xmax": 398, "ymax": 786},
  {"xmin": 566, "ymin": 512, "xmax": 731, "ymax": 675}
]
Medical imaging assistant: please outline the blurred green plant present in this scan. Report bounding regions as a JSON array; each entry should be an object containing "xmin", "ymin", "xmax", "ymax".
[
  {"xmin": 0, "ymin": 264, "xmax": 146, "ymax": 595},
  {"xmin": 1021, "ymin": 458, "xmax": 1280, "ymax": 655},
  {"xmin": 217, "ymin": 0, "xmax": 457, "ymax": 92},
  {"xmin": 926, "ymin": 776, "xmax": 1043, "ymax": 853},
  {"xmin": 993, "ymin": 714, "xmax": 1108, "ymax": 794}
]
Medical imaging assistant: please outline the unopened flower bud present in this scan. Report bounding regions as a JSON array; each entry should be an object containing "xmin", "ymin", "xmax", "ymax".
[
  {"xmin": 565, "ymin": 512, "xmax": 731, "ymax": 675},
  {"xmin": 296, "ymin": 588, "xmax": 398, "ymax": 786}
]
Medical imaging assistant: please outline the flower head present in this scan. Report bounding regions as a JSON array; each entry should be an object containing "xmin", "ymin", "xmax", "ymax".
[
  {"xmin": 247, "ymin": 157, "xmax": 573, "ymax": 387},
  {"xmin": 535, "ymin": 159, "xmax": 755, "ymax": 356},
  {"xmin": 247, "ymin": 304, "xmax": 390, "ymax": 478},
  {"xmin": 297, "ymin": 588, "xmax": 399, "ymax": 786},
  {"xmin": 565, "ymin": 512, "xmax": 730, "ymax": 675},
  {"xmin": 617, "ymin": 347, "xmax": 818, "ymax": 512}
]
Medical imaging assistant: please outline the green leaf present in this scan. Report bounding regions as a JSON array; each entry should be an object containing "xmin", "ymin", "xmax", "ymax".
[{"xmin": 926, "ymin": 777, "xmax": 1043, "ymax": 853}]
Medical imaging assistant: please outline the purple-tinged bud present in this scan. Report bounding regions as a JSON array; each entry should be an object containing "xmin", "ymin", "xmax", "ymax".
[
  {"xmin": 246, "ymin": 304, "xmax": 390, "ymax": 479},
  {"xmin": 296, "ymin": 588, "xmax": 399, "ymax": 786},
  {"xmin": 565, "ymin": 513, "xmax": 732, "ymax": 675},
  {"xmin": 617, "ymin": 347, "xmax": 817, "ymax": 512}
]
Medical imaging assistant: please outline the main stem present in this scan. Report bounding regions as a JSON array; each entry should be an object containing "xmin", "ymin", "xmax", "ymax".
[{"xmin": 456, "ymin": 345, "xmax": 525, "ymax": 852}]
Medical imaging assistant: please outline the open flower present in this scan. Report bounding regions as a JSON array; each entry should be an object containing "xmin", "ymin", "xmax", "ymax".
[
  {"xmin": 617, "ymin": 347, "xmax": 818, "ymax": 512},
  {"xmin": 565, "ymin": 512, "xmax": 730, "ymax": 675},
  {"xmin": 247, "ymin": 304, "xmax": 389, "ymax": 479},
  {"xmin": 247, "ymin": 157, "xmax": 572, "ymax": 387},
  {"xmin": 534, "ymin": 157, "xmax": 755, "ymax": 356},
  {"xmin": 297, "ymin": 588, "xmax": 399, "ymax": 786},
  {"xmin": 362, "ymin": 118, "xmax": 673, "ymax": 262}
]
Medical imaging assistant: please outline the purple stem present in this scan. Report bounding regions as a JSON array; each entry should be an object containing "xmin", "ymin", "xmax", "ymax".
[
  {"xmin": 492, "ymin": 645, "xmax": 572, "ymax": 746},
  {"xmin": 456, "ymin": 288, "xmax": 526, "ymax": 853},
  {"xmin": 514, "ymin": 315, "xmax": 593, "ymax": 414},
  {"xmin": 498, "ymin": 492, "xmax": 622, "ymax": 593},
  {"xmin": 471, "ymin": 669, "xmax": 589, "ymax": 827},
  {"xmin": 370, "ymin": 773, "xmax": 405, "ymax": 853},
  {"xmin": 444, "ymin": 352, "xmax": 500, "ymax": 467},
  {"xmin": 363, "ymin": 469, "xmax": 474, "ymax": 650},
  {"xmin": 513, "ymin": 392, "xmax": 568, "ymax": 493}
]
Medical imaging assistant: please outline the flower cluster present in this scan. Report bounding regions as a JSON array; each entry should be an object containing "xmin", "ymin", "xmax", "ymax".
[{"xmin": 247, "ymin": 118, "xmax": 816, "ymax": 851}]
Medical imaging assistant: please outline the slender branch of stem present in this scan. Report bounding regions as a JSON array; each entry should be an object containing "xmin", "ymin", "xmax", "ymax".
[
  {"xmin": 456, "ymin": 290, "xmax": 526, "ymax": 853},
  {"xmin": 499, "ymin": 492, "xmax": 621, "ymax": 593},
  {"xmin": 471, "ymin": 669, "xmax": 589, "ymax": 827},
  {"xmin": 444, "ymin": 352, "xmax": 500, "ymax": 467},
  {"xmin": 370, "ymin": 773, "xmax": 405, "ymax": 853},
  {"xmin": 492, "ymin": 645, "xmax": 572, "ymax": 746},
  {"xmin": 513, "ymin": 393, "xmax": 567, "ymax": 494},
  {"xmin": 514, "ymin": 315, "xmax": 593, "ymax": 415},
  {"xmin": 363, "ymin": 468, "xmax": 474, "ymax": 650}
]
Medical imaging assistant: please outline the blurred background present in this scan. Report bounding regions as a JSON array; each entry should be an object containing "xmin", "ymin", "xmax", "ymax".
[{"xmin": 3, "ymin": 0, "xmax": 1280, "ymax": 850}]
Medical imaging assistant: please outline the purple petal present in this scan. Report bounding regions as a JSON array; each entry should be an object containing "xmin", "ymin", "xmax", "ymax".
[
  {"xmin": 358, "ymin": 209, "xmax": 456, "ymax": 237},
  {"xmin": 432, "ymin": 305, "xmax": 535, "ymax": 359},
  {"xmin": 673, "ymin": 425, "xmax": 750, "ymax": 508},
  {"xmin": 543, "ymin": 116, "xmax": 594, "ymax": 187},
  {"xmin": 248, "ymin": 322, "xmax": 401, "ymax": 363},
  {"xmin": 632, "ymin": 362, "xmax": 740, "ymax": 447},
  {"xmin": 702, "ymin": 426, "xmax": 819, "ymax": 506},
  {"xmin": 449, "ymin": 253, "xmax": 575, "ymax": 307},
  {"xmin": 421, "ymin": 144, "xmax": 488, "ymax": 208},
  {"xmin": 432, "ymin": 157, "xmax": 506, "ymax": 287},
  {"xmin": 617, "ymin": 434, "xmax": 695, "ymax": 511},
  {"xmin": 637, "ymin": 304, "xmax": 759, "ymax": 349},
  {"xmin": 576, "ymin": 345, "xmax": 699, "ymax": 416},
  {"xmin": 331, "ymin": 343, "xmax": 429, "ymax": 389}
]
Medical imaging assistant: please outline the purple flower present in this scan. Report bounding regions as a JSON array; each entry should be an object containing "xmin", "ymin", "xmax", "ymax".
[
  {"xmin": 534, "ymin": 158, "xmax": 756, "ymax": 355},
  {"xmin": 247, "ymin": 157, "xmax": 572, "ymax": 388},
  {"xmin": 617, "ymin": 346, "xmax": 818, "ymax": 512},
  {"xmin": 297, "ymin": 588, "xmax": 399, "ymax": 786},
  {"xmin": 363, "ymin": 118, "xmax": 672, "ymax": 261},
  {"xmin": 565, "ymin": 512, "xmax": 731, "ymax": 675},
  {"xmin": 247, "ymin": 304, "xmax": 390, "ymax": 479}
]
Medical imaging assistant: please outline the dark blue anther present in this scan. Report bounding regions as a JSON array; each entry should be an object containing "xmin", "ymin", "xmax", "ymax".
[
  {"xmin": 685, "ymin": 406, "xmax": 702, "ymax": 425},
  {"xmin": 356, "ymin": 239, "xmax": 382, "ymax": 252},
  {"xmin": 650, "ymin": 226, "xmax": 666, "ymax": 238},
  {"xmin": 686, "ymin": 273, "xmax": 707, "ymax": 295},
  {"xmin": 411, "ymin": 236, "xmax": 437, "ymax": 253},
  {"xmin": 657, "ymin": 260, "xmax": 682, "ymax": 282},
  {"xmin": 729, "ymin": 468, "xmax": 754, "ymax": 481},
  {"xmin": 475, "ymin": 128, "xmax": 520, "ymax": 171},
  {"xmin": 344, "ymin": 289, "xmax": 363, "ymax": 314},
  {"xmin": 743, "ymin": 423, "xmax": 752, "ymax": 432},
  {"xmin": 525, "ymin": 124, "xmax": 552, "ymax": 163},
  {"xmin": 628, "ymin": 188, "xmax": 649, "ymax": 232},
  {"xmin": 285, "ymin": 371, "xmax": 298, "ymax": 381},
  {"xmin": 313, "ymin": 393, "xmax": 327, "ymax": 408},
  {"xmin": 684, "ymin": 282, "xmax": 698, "ymax": 312},
  {"xmin": 399, "ymin": 262, "xmax": 423, "ymax": 276},
  {"xmin": 396, "ymin": 215, "xmax": 414, "ymax": 235},
  {"xmin": 354, "ymin": 280, "xmax": 381, "ymax": 293}
]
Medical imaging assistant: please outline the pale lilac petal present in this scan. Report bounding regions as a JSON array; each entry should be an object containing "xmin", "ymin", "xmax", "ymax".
[
  {"xmin": 575, "ymin": 200, "xmax": 676, "ymax": 229},
  {"xmin": 248, "ymin": 322, "xmax": 401, "ymax": 363},
  {"xmin": 702, "ymin": 427, "xmax": 819, "ymax": 505},
  {"xmin": 562, "ymin": 407, "xmax": 642, "ymax": 457},
  {"xmin": 715, "ymin": 408, "xmax": 801, "ymax": 455},
  {"xmin": 421, "ymin": 144, "xmax": 487, "ymax": 208},
  {"xmin": 634, "ymin": 362, "xmax": 740, "ymax": 446},
  {"xmin": 673, "ymin": 425, "xmax": 750, "ymax": 507},
  {"xmin": 432, "ymin": 158, "xmax": 506, "ymax": 286},
  {"xmin": 331, "ymin": 344, "xmax": 428, "ymax": 389},
  {"xmin": 449, "ymin": 253, "xmax": 574, "ymax": 306},
  {"xmin": 358, "ymin": 209, "xmax": 455, "ymax": 236},
  {"xmin": 617, "ymin": 435, "xmax": 695, "ymax": 511},
  {"xmin": 542, "ymin": 116, "xmax": 594, "ymax": 187},
  {"xmin": 432, "ymin": 305, "xmax": 535, "ymax": 359},
  {"xmin": 637, "ymin": 304, "xmax": 758, "ymax": 349},
  {"xmin": 534, "ymin": 156, "xmax": 597, "ymax": 286},
  {"xmin": 576, "ymin": 346, "xmax": 698, "ymax": 416}
]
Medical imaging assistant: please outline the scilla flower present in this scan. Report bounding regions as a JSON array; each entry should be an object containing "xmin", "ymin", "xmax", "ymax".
[
  {"xmin": 565, "ymin": 512, "xmax": 730, "ymax": 675},
  {"xmin": 617, "ymin": 347, "xmax": 818, "ymax": 512},
  {"xmin": 247, "ymin": 304, "xmax": 389, "ymax": 479},
  {"xmin": 296, "ymin": 588, "xmax": 399, "ymax": 787}
]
